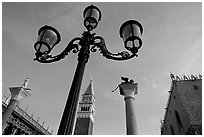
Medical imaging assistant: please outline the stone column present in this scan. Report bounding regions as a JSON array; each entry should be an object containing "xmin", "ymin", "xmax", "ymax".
[
  {"xmin": 2, "ymin": 78, "xmax": 31, "ymax": 131},
  {"xmin": 3, "ymin": 122, "xmax": 13, "ymax": 135},
  {"xmin": 2, "ymin": 122, "xmax": 10, "ymax": 134},
  {"xmin": 11, "ymin": 126, "xmax": 18, "ymax": 135},
  {"xmin": 14, "ymin": 128, "xmax": 21, "ymax": 135},
  {"xmin": 119, "ymin": 82, "xmax": 138, "ymax": 135}
]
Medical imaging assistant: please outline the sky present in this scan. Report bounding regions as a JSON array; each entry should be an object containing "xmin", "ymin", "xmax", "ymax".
[{"xmin": 2, "ymin": 2, "xmax": 202, "ymax": 135}]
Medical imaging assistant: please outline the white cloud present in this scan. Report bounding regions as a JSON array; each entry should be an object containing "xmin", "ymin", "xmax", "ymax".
[{"xmin": 143, "ymin": 78, "xmax": 161, "ymax": 89}]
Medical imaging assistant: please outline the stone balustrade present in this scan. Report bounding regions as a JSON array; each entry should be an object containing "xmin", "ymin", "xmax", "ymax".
[{"xmin": 2, "ymin": 95, "xmax": 52, "ymax": 135}]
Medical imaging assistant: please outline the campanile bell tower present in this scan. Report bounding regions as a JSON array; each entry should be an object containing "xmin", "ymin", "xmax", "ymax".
[{"xmin": 74, "ymin": 79, "xmax": 95, "ymax": 135}]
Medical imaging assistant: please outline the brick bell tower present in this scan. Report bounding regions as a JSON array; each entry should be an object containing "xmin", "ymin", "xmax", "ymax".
[{"xmin": 74, "ymin": 79, "xmax": 95, "ymax": 135}]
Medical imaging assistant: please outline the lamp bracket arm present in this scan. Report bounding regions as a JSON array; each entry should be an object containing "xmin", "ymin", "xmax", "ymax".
[
  {"xmin": 34, "ymin": 37, "xmax": 82, "ymax": 63},
  {"xmin": 91, "ymin": 36, "xmax": 138, "ymax": 61}
]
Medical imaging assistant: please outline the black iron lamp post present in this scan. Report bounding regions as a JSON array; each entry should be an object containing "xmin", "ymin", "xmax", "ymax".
[{"xmin": 33, "ymin": 5, "xmax": 143, "ymax": 135}]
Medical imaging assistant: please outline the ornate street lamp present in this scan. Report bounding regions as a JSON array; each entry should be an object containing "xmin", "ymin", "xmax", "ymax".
[{"xmin": 33, "ymin": 5, "xmax": 143, "ymax": 135}]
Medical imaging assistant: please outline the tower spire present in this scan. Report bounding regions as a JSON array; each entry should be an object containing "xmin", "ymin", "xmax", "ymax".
[{"xmin": 84, "ymin": 79, "xmax": 94, "ymax": 95}]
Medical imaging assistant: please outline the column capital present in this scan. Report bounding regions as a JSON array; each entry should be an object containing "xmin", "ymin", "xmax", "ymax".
[
  {"xmin": 119, "ymin": 83, "xmax": 138, "ymax": 99},
  {"xmin": 124, "ymin": 96, "xmax": 135, "ymax": 100},
  {"xmin": 9, "ymin": 87, "xmax": 30, "ymax": 101},
  {"xmin": 8, "ymin": 78, "xmax": 31, "ymax": 101}
]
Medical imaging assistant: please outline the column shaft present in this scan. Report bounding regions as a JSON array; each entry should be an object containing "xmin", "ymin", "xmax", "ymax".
[
  {"xmin": 2, "ymin": 99, "xmax": 18, "ymax": 131},
  {"xmin": 125, "ymin": 97, "xmax": 138, "ymax": 135}
]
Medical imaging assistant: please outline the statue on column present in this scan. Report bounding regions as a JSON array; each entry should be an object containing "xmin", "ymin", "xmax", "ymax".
[
  {"xmin": 112, "ymin": 77, "xmax": 135, "ymax": 92},
  {"xmin": 112, "ymin": 77, "xmax": 138, "ymax": 135},
  {"xmin": 2, "ymin": 78, "xmax": 31, "ymax": 131}
]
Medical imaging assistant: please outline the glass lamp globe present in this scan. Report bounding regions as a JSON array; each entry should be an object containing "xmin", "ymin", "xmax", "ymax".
[
  {"xmin": 119, "ymin": 20, "xmax": 143, "ymax": 53},
  {"xmin": 34, "ymin": 25, "xmax": 61, "ymax": 55},
  {"xmin": 83, "ymin": 5, "xmax": 102, "ymax": 31}
]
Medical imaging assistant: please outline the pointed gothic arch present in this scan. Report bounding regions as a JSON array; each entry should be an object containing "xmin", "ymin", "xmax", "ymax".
[
  {"xmin": 170, "ymin": 125, "xmax": 175, "ymax": 135},
  {"xmin": 175, "ymin": 110, "xmax": 183, "ymax": 133}
]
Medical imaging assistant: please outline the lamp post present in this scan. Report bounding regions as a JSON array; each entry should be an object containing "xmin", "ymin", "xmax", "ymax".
[{"xmin": 33, "ymin": 5, "xmax": 143, "ymax": 135}]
